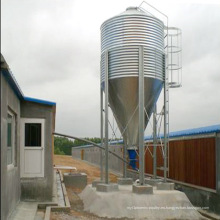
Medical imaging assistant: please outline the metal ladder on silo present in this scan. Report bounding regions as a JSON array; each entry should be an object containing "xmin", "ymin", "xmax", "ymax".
[
  {"xmin": 139, "ymin": 1, "xmax": 182, "ymax": 181},
  {"xmin": 139, "ymin": 1, "xmax": 170, "ymax": 181},
  {"xmin": 165, "ymin": 27, "xmax": 182, "ymax": 179},
  {"xmin": 164, "ymin": 27, "xmax": 170, "ymax": 181}
]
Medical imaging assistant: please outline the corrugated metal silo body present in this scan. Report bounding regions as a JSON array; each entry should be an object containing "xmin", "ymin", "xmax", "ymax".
[{"xmin": 101, "ymin": 7, "xmax": 165, "ymax": 147}]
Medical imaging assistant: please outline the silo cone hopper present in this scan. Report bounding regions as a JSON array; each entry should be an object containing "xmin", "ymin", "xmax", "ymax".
[
  {"xmin": 101, "ymin": 7, "xmax": 165, "ymax": 148},
  {"xmin": 108, "ymin": 76, "xmax": 163, "ymax": 147}
]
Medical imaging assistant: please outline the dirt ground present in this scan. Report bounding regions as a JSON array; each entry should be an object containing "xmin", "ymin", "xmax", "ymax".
[
  {"xmin": 51, "ymin": 155, "xmax": 126, "ymax": 220},
  {"xmin": 53, "ymin": 155, "xmax": 118, "ymax": 184}
]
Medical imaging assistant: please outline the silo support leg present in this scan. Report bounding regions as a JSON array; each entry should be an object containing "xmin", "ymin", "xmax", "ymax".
[
  {"xmin": 118, "ymin": 144, "xmax": 133, "ymax": 185},
  {"xmin": 96, "ymin": 50, "xmax": 119, "ymax": 192},
  {"xmin": 132, "ymin": 46, "xmax": 153, "ymax": 194},
  {"xmin": 123, "ymin": 144, "xmax": 127, "ymax": 178},
  {"xmin": 138, "ymin": 46, "xmax": 145, "ymax": 186}
]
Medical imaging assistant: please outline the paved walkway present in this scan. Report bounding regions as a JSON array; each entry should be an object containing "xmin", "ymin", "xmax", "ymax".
[
  {"xmin": 8, "ymin": 171, "xmax": 64, "ymax": 220},
  {"xmin": 8, "ymin": 202, "xmax": 38, "ymax": 220},
  {"xmin": 56, "ymin": 171, "xmax": 65, "ymax": 207}
]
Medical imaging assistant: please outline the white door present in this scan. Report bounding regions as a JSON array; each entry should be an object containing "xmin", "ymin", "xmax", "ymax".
[{"xmin": 20, "ymin": 118, "xmax": 45, "ymax": 177}]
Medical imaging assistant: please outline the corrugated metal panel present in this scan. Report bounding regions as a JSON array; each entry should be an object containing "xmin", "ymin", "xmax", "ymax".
[
  {"xmin": 135, "ymin": 137, "xmax": 216, "ymax": 190},
  {"xmin": 101, "ymin": 7, "xmax": 165, "ymax": 82},
  {"xmin": 168, "ymin": 138, "xmax": 216, "ymax": 189}
]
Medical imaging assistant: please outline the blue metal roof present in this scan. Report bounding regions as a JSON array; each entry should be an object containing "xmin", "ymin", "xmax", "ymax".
[
  {"xmin": 168, "ymin": 124, "xmax": 220, "ymax": 138},
  {"xmin": 24, "ymin": 96, "xmax": 56, "ymax": 106},
  {"xmin": 144, "ymin": 124, "xmax": 220, "ymax": 141},
  {"xmin": 102, "ymin": 124, "xmax": 220, "ymax": 146},
  {"xmin": 73, "ymin": 124, "xmax": 220, "ymax": 149},
  {"xmin": 1, "ymin": 54, "xmax": 56, "ymax": 106}
]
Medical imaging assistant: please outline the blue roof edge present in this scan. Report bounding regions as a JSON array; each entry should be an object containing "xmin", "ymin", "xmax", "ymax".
[
  {"xmin": 1, "ymin": 55, "xmax": 56, "ymax": 107},
  {"xmin": 1, "ymin": 68, "xmax": 24, "ymax": 99},
  {"xmin": 168, "ymin": 124, "xmax": 220, "ymax": 138},
  {"xmin": 144, "ymin": 124, "xmax": 220, "ymax": 141},
  {"xmin": 24, "ymin": 96, "xmax": 56, "ymax": 106},
  {"xmin": 71, "ymin": 125, "xmax": 220, "ymax": 149},
  {"xmin": 105, "ymin": 124, "xmax": 220, "ymax": 146}
]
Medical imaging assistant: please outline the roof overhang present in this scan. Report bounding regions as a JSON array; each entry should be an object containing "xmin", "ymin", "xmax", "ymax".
[{"xmin": 1, "ymin": 53, "xmax": 56, "ymax": 106}]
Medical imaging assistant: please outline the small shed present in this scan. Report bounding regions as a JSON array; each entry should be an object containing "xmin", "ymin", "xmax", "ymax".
[{"xmin": 1, "ymin": 54, "xmax": 56, "ymax": 219}]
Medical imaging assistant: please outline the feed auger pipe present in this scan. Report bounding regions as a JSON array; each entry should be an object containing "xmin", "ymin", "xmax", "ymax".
[{"xmin": 53, "ymin": 132, "xmax": 129, "ymax": 165}]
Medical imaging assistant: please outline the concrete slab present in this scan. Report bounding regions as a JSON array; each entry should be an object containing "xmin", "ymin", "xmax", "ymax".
[
  {"xmin": 156, "ymin": 182, "xmax": 175, "ymax": 190},
  {"xmin": 144, "ymin": 178, "xmax": 163, "ymax": 186},
  {"xmin": 135, "ymin": 178, "xmax": 162, "ymax": 185},
  {"xmin": 35, "ymin": 210, "xmax": 45, "ymax": 220},
  {"xmin": 80, "ymin": 184, "xmax": 208, "ymax": 219},
  {"xmin": 118, "ymin": 177, "xmax": 133, "ymax": 185},
  {"xmin": 52, "ymin": 170, "xmax": 58, "ymax": 204},
  {"xmin": 63, "ymin": 172, "xmax": 87, "ymax": 189},
  {"xmin": 96, "ymin": 183, "xmax": 119, "ymax": 192},
  {"xmin": 54, "ymin": 165, "xmax": 77, "ymax": 172},
  {"xmin": 132, "ymin": 184, "xmax": 153, "ymax": 194},
  {"xmin": 8, "ymin": 202, "xmax": 38, "ymax": 220},
  {"xmin": 92, "ymin": 179, "xmax": 104, "ymax": 188},
  {"xmin": 56, "ymin": 172, "xmax": 65, "ymax": 207}
]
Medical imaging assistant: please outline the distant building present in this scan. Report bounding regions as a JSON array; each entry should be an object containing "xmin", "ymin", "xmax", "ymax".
[{"xmin": 1, "ymin": 54, "xmax": 56, "ymax": 220}]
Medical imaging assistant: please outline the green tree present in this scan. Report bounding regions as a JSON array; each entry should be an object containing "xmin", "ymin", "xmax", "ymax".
[
  {"xmin": 54, "ymin": 137, "xmax": 75, "ymax": 155},
  {"xmin": 54, "ymin": 145, "xmax": 65, "ymax": 155},
  {"xmin": 54, "ymin": 136, "xmax": 102, "ymax": 155}
]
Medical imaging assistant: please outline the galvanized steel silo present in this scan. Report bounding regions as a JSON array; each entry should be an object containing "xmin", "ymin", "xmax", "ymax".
[{"xmin": 101, "ymin": 7, "xmax": 165, "ymax": 147}]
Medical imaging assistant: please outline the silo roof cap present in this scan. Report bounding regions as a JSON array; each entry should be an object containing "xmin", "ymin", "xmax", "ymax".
[
  {"xmin": 120, "ymin": 6, "xmax": 156, "ymax": 17},
  {"xmin": 101, "ymin": 6, "xmax": 163, "ymax": 29},
  {"xmin": 126, "ymin": 6, "xmax": 138, "ymax": 11}
]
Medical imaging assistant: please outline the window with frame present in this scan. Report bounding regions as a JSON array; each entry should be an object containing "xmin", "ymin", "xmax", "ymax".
[
  {"xmin": 7, "ymin": 111, "xmax": 16, "ymax": 166},
  {"xmin": 25, "ymin": 123, "xmax": 42, "ymax": 147}
]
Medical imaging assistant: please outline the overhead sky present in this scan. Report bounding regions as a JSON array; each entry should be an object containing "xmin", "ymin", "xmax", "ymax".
[{"xmin": 2, "ymin": 0, "xmax": 220, "ymax": 138}]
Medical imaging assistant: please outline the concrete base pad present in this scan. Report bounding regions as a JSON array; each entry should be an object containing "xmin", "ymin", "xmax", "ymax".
[
  {"xmin": 80, "ymin": 185, "xmax": 207, "ymax": 219},
  {"xmin": 156, "ymin": 182, "xmax": 175, "ymax": 190},
  {"xmin": 132, "ymin": 184, "xmax": 153, "ymax": 194},
  {"xmin": 144, "ymin": 178, "xmax": 162, "ymax": 186},
  {"xmin": 96, "ymin": 183, "xmax": 119, "ymax": 192},
  {"xmin": 118, "ymin": 178, "xmax": 133, "ymax": 185},
  {"xmin": 63, "ymin": 172, "xmax": 87, "ymax": 188},
  {"xmin": 92, "ymin": 179, "xmax": 103, "ymax": 188}
]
